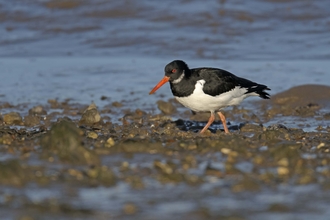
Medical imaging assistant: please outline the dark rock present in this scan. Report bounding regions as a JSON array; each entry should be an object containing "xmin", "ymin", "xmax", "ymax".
[
  {"xmin": 100, "ymin": 95, "xmax": 108, "ymax": 100},
  {"xmin": 267, "ymin": 124, "xmax": 288, "ymax": 131},
  {"xmin": 40, "ymin": 119, "xmax": 100, "ymax": 165},
  {"xmin": 324, "ymin": 112, "xmax": 330, "ymax": 119},
  {"xmin": 24, "ymin": 115, "xmax": 40, "ymax": 126}
]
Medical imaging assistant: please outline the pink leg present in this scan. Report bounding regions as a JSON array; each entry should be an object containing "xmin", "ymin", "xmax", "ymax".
[
  {"xmin": 217, "ymin": 112, "xmax": 229, "ymax": 134},
  {"xmin": 200, "ymin": 112, "xmax": 215, "ymax": 134}
]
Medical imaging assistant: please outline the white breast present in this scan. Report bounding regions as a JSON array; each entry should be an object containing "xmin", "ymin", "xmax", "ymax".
[{"xmin": 175, "ymin": 80, "xmax": 258, "ymax": 112}]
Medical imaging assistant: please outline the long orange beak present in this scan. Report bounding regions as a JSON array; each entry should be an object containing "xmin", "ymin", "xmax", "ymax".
[{"xmin": 149, "ymin": 76, "xmax": 170, "ymax": 94}]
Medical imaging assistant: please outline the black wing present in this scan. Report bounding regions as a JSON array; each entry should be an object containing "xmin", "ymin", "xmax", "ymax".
[
  {"xmin": 194, "ymin": 68, "xmax": 270, "ymax": 99},
  {"xmin": 194, "ymin": 68, "xmax": 238, "ymax": 96}
]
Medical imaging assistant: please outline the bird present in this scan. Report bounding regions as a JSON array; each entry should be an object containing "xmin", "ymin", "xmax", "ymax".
[{"xmin": 149, "ymin": 60, "xmax": 270, "ymax": 134}]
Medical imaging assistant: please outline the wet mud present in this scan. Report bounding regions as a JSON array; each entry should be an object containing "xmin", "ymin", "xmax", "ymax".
[{"xmin": 1, "ymin": 84, "xmax": 330, "ymax": 219}]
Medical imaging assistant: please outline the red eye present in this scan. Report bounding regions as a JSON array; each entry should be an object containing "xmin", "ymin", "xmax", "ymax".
[{"xmin": 171, "ymin": 69, "xmax": 177, "ymax": 73}]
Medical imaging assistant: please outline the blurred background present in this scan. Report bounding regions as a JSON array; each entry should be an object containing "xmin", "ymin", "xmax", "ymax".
[
  {"xmin": 1, "ymin": 0, "xmax": 329, "ymax": 58},
  {"xmin": 0, "ymin": 0, "xmax": 329, "ymax": 108}
]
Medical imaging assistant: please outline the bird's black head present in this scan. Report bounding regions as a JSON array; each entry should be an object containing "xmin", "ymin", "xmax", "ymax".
[
  {"xmin": 164, "ymin": 60, "xmax": 190, "ymax": 82},
  {"xmin": 149, "ymin": 60, "xmax": 190, "ymax": 95}
]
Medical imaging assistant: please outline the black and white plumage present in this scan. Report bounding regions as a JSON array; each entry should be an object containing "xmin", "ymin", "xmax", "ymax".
[{"xmin": 149, "ymin": 60, "xmax": 270, "ymax": 134}]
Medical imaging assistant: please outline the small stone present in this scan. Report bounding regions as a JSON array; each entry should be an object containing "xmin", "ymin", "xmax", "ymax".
[
  {"xmin": 112, "ymin": 101, "xmax": 123, "ymax": 107},
  {"xmin": 24, "ymin": 115, "xmax": 40, "ymax": 126},
  {"xmin": 135, "ymin": 109, "xmax": 145, "ymax": 117},
  {"xmin": 48, "ymin": 99, "xmax": 60, "ymax": 108},
  {"xmin": 87, "ymin": 131, "xmax": 98, "ymax": 139},
  {"xmin": 277, "ymin": 166, "xmax": 289, "ymax": 175},
  {"xmin": 297, "ymin": 174, "xmax": 316, "ymax": 185},
  {"xmin": 3, "ymin": 112, "xmax": 23, "ymax": 125},
  {"xmin": 123, "ymin": 203, "xmax": 137, "ymax": 215},
  {"xmin": 100, "ymin": 95, "xmax": 108, "ymax": 100},
  {"xmin": 0, "ymin": 134, "xmax": 13, "ymax": 145},
  {"xmin": 253, "ymin": 155, "xmax": 264, "ymax": 165},
  {"xmin": 221, "ymin": 148, "xmax": 231, "ymax": 155},
  {"xmin": 105, "ymin": 137, "xmax": 115, "ymax": 147},
  {"xmin": 68, "ymin": 169, "xmax": 84, "ymax": 180},
  {"xmin": 157, "ymin": 100, "xmax": 176, "ymax": 115},
  {"xmin": 317, "ymin": 143, "xmax": 325, "ymax": 149},
  {"xmin": 120, "ymin": 161, "xmax": 130, "ymax": 171},
  {"xmin": 29, "ymin": 105, "xmax": 47, "ymax": 115},
  {"xmin": 154, "ymin": 160, "xmax": 173, "ymax": 174},
  {"xmin": 86, "ymin": 167, "xmax": 99, "ymax": 179},
  {"xmin": 231, "ymin": 177, "xmax": 260, "ymax": 192},
  {"xmin": 86, "ymin": 165, "xmax": 116, "ymax": 186},
  {"xmin": 277, "ymin": 158, "xmax": 289, "ymax": 167},
  {"xmin": 79, "ymin": 103, "xmax": 101, "ymax": 125},
  {"xmin": 324, "ymin": 112, "xmax": 330, "ymax": 119}
]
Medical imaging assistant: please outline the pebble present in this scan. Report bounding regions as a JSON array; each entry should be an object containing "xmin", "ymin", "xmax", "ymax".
[
  {"xmin": 105, "ymin": 137, "xmax": 115, "ymax": 147},
  {"xmin": 79, "ymin": 103, "xmax": 101, "ymax": 125},
  {"xmin": 157, "ymin": 100, "xmax": 176, "ymax": 115},
  {"xmin": 123, "ymin": 203, "xmax": 137, "ymax": 215},
  {"xmin": 277, "ymin": 166, "xmax": 289, "ymax": 175},
  {"xmin": 3, "ymin": 112, "xmax": 23, "ymax": 125},
  {"xmin": 24, "ymin": 115, "xmax": 40, "ymax": 126},
  {"xmin": 87, "ymin": 131, "xmax": 98, "ymax": 139},
  {"xmin": 29, "ymin": 105, "xmax": 47, "ymax": 115},
  {"xmin": 112, "ymin": 101, "xmax": 123, "ymax": 107}
]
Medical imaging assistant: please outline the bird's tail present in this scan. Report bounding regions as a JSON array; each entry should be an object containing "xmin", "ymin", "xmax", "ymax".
[{"xmin": 248, "ymin": 84, "xmax": 270, "ymax": 99}]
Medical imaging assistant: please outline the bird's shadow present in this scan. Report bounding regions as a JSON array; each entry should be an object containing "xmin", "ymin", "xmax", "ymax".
[{"xmin": 174, "ymin": 119, "xmax": 244, "ymax": 133}]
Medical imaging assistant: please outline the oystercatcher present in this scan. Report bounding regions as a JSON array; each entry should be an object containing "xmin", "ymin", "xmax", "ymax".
[{"xmin": 149, "ymin": 60, "xmax": 270, "ymax": 134}]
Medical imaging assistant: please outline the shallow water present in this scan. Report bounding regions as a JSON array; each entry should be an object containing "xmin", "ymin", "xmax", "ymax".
[
  {"xmin": 0, "ymin": 0, "xmax": 330, "ymax": 219},
  {"xmin": 1, "ymin": 57, "xmax": 329, "ymax": 109}
]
